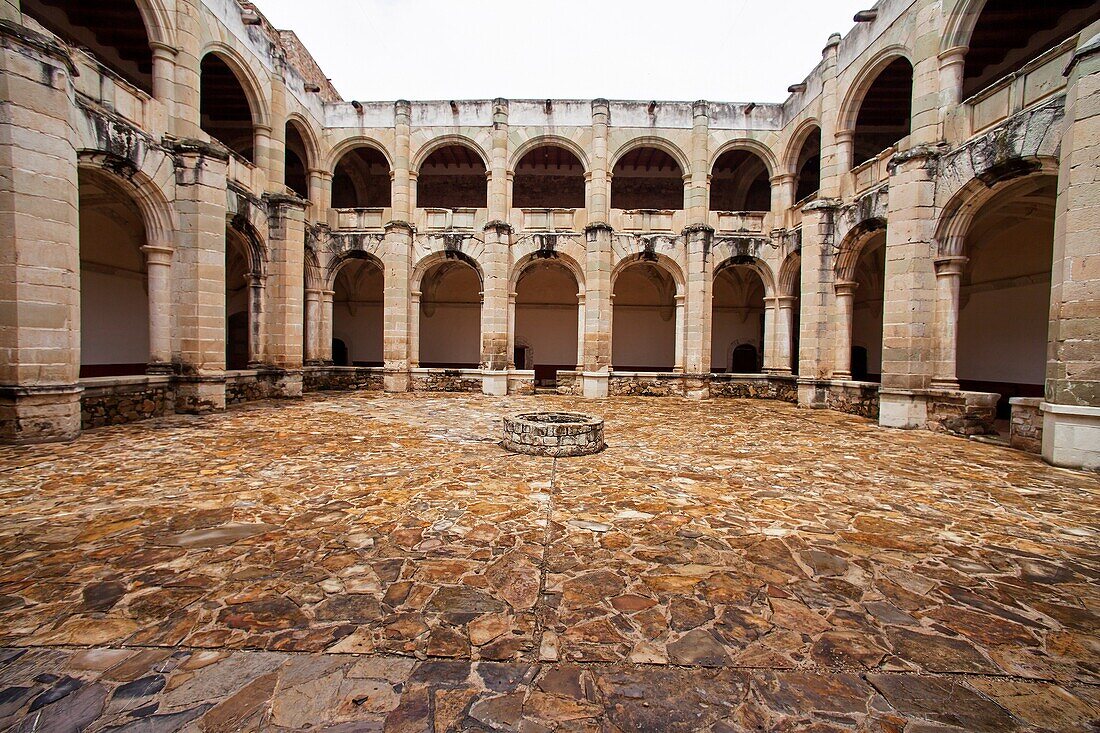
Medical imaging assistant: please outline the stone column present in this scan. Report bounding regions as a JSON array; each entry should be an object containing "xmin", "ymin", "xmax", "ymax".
[
  {"xmin": 931, "ymin": 255, "xmax": 967, "ymax": 389},
  {"xmin": 582, "ymin": 223, "xmax": 612, "ymax": 397},
  {"xmin": 253, "ymin": 124, "xmax": 273, "ymax": 182},
  {"xmin": 835, "ymin": 130, "xmax": 855, "ymax": 179},
  {"xmin": 588, "ymin": 99, "xmax": 610, "ymax": 222},
  {"xmin": 683, "ymin": 225, "xmax": 713, "ymax": 384},
  {"xmin": 817, "ymin": 33, "xmax": 842, "ymax": 197},
  {"xmin": 170, "ymin": 5, "xmax": 202, "ymax": 139},
  {"xmin": 245, "ymin": 273, "xmax": 266, "ymax": 368},
  {"xmin": 263, "ymin": 193, "xmax": 306, "ymax": 395},
  {"xmin": 774, "ymin": 295, "xmax": 796, "ymax": 375},
  {"xmin": 575, "ymin": 292, "xmax": 586, "ymax": 371},
  {"xmin": 1043, "ymin": 38, "xmax": 1100, "ymax": 470},
  {"xmin": 392, "ymin": 100, "xmax": 412, "ymax": 221},
  {"xmin": 762, "ymin": 296, "xmax": 779, "ymax": 373},
  {"xmin": 674, "ymin": 293, "xmax": 685, "ymax": 374},
  {"xmin": 506, "ymin": 290, "xmax": 518, "ymax": 369},
  {"xmin": 320, "ymin": 289, "xmax": 334, "ymax": 363},
  {"xmin": 480, "ymin": 222, "xmax": 512, "ymax": 395},
  {"xmin": 0, "ymin": 25, "xmax": 82, "ymax": 443},
  {"xmin": 796, "ymin": 200, "xmax": 839, "ymax": 406},
  {"xmin": 409, "ymin": 288, "xmax": 422, "ymax": 368},
  {"xmin": 687, "ymin": 101, "xmax": 710, "ymax": 223},
  {"xmin": 879, "ymin": 146, "xmax": 940, "ymax": 428},
  {"xmin": 150, "ymin": 42, "xmax": 177, "ymax": 127},
  {"xmin": 169, "ymin": 139, "xmax": 230, "ymax": 412},
  {"xmin": 308, "ymin": 168, "xmax": 330, "ymax": 223},
  {"xmin": 304, "ymin": 288, "xmax": 322, "ymax": 364},
  {"xmin": 770, "ymin": 173, "xmax": 795, "ymax": 224},
  {"xmin": 383, "ymin": 220, "xmax": 413, "ymax": 392},
  {"xmin": 142, "ymin": 244, "xmax": 174, "ymax": 373},
  {"xmin": 488, "ymin": 98, "xmax": 509, "ymax": 220},
  {"xmin": 832, "ymin": 281, "xmax": 857, "ymax": 380},
  {"xmin": 938, "ymin": 46, "xmax": 968, "ymax": 139},
  {"xmin": 266, "ymin": 70, "xmax": 287, "ymax": 192}
]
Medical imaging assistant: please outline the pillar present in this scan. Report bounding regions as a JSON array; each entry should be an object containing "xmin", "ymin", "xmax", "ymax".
[
  {"xmin": 142, "ymin": 243, "xmax": 174, "ymax": 373},
  {"xmin": 588, "ymin": 99, "xmax": 610, "ymax": 222},
  {"xmin": 817, "ymin": 33, "xmax": 843, "ymax": 197},
  {"xmin": 409, "ymin": 288, "xmax": 422, "ymax": 368},
  {"xmin": 687, "ymin": 101, "xmax": 709, "ymax": 222},
  {"xmin": 480, "ymin": 222, "xmax": 511, "ymax": 395},
  {"xmin": 796, "ymin": 200, "xmax": 840, "ymax": 406},
  {"xmin": 770, "ymin": 173, "xmax": 795, "ymax": 224},
  {"xmin": 835, "ymin": 130, "xmax": 855, "ymax": 181},
  {"xmin": 304, "ymin": 287, "xmax": 322, "ymax": 364},
  {"xmin": 879, "ymin": 146, "xmax": 940, "ymax": 428},
  {"xmin": 308, "ymin": 168, "xmax": 330, "ymax": 224},
  {"xmin": 264, "ymin": 193, "xmax": 306, "ymax": 395},
  {"xmin": 683, "ymin": 225, "xmax": 713, "ymax": 379},
  {"xmin": 832, "ymin": 281, "xmax": 857, "ymax": 380},
  {"xmin": 253, "ymin": 124, "xmax": 273, "ymax": 182},
  {"xmin": 938, "ymin": 46, "xmax": 968, "ymax": 140},
  {"xmin": 581, "ymin": 223, "xmax": 613, "ymax": 398},
  {"xmin": 392, "ymin": 100, "xmax": 412, "ymax": 222},
  {"xmin": 169, "ymin": 139, "xmax": 229, "ymax": 412},
  {"xmin": 266, "ymin": 71, "xmax": 287, "ymax": 192},
  {"xmin": 774, "ymin": 295, "xmax": 796, "ymax": 375},
  {"xmin": 0, "ymin": 24, "xmax": 81, "ymax": 442},
  {"xmin": 150, "ymin": 42, "xmax": 177, "ymax": 128},
  {"xmin": 383, "ymin": 220, "xmax": 413, "ymax": 392},
  {"xmin": 930, "ymin": 255, "xmax": 966, "ymax": 389},
  {"xmin": 488, "ymin": 98, "xmax": 509, "ymax": 220},
  {"xmin": 1043, "ymin": 37, "xmax": 1100, "ymax": 470},
  {"xmin": 320, "ymin": 289, "xmax": 334, "ymax": 363},
  {"xmin": 673, "ymin": 293, "xmax": 685, "ymax": 374},
  {"xmin": 245, "ymin": 273, "xmax": 266, "ymax": 368}
]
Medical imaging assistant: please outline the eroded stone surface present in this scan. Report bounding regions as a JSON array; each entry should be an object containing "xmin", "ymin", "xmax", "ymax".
[{"xmin": 0, "ymin": 392, "xmax": 1098, "ymax": 730}]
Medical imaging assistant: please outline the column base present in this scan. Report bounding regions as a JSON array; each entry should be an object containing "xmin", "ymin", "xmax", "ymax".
[
  {"xmin": 1041, "ymin": 402, "xmax": 1100, "ymax": 471},
  {"xmin": 384, "ymin": 370, "xmax": 411, "ymax": 393},
  {"xmin": 269, "ymin": 370, "xmax": 303, "ymax": 399},
  {"xmin": 684, "ymin": 374, "xmax": 710, "ymax": 400},
  {"xmin": 878, "ymin": 389, "xmax": 928, "ymax": 429},
  {"xmin": 0, "ymin": 384, "xmax": 83, "ymax": 444},
  {"xmin": 481, "ymin": 370, "xmax": 508, "ymax": 396},
  {"xmin": 581, "ymin": 372, "xmax": 609, "ymax": 399},
  {"xmin": 174, "ymin": 375, "xmax": 226, "ymax": 414},
  {"xmin": 797, "ymin": 379, "xmax": 827, "ymax": 409}
]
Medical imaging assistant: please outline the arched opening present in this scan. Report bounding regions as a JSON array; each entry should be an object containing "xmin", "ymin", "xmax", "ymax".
[
  {"xmin": 200, "ymin": 53, "xmax": 256, "ymax": 163},
  {"xmin": 513, "ymin": 145, "xmax": 585, "ymax": 209},
  {"xmin": 612, "ymin": 262, "xmax": 677, "ymax": 371},
  {"xmin": 332, "ymin": 146, "xmax": 391, "ymax": 209},
  {"xmin": 78, "ymin": 168, "xmax": 149, "ymax": 377},
  {"xmin": 515, "ymin": 260, "xmax": 580, "ymax": 385},
  {"xmin": 794, "ymin": 128, "xmax": 822, "ymax": 203},
  {"xmin": 22, "ymin": 0, "xmax": 153, "ymax": 95},
  {"xmin": 851, "ymin": 233, "xmax": 886, "ymax": 381},
  {"xmin": 957, "ymin": 176, "xmax": 1055, "ymax": 417},
  {"xmin": 789, "ymin": 269, "xmax": 801, "ymax": 375},
  {"xmin": 710, "ymin": 150, "xmax": 771, "ymax": 212},
  {"xmin": 225, "ymin": 227, "xmax": 253, "ymax": 370},
  {"xmin": 284, "ymin": 121, "xmax": 311, "ymax": 199},
  {"xmin": 711, "ymin": 262, "xmax": 766, "ymax": 373},
  {"xmin": 852, "ymin": 58, "xmax": 913, "ymax": 167},
  {"xmin": 611, "ymin": 148, "xmax": 684, "ymax": 210},
  {"xmin": 962, "ymin": 1, "xmax": 1100, "ymax": 99},
  {"xmin": 332, "ymin": 257, "xmax": 384, "ymax": 367},
  {"xmin": 417, "ymin": 145, "xmax": 487, "ymax": 209},
  {"xmin": 419, "ymin": 259, "xmax": 481, "ymax": 368}
]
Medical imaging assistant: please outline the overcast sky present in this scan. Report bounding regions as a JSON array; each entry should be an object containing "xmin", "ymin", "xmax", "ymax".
[{"xmin": 256, "ymin": 0, "xmax": 870, "ymax": 102}]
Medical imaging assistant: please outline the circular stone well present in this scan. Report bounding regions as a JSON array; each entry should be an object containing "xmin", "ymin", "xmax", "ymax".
[{"xmin": 502, "ymin": 412, "xmax": 605, "ymax": 457}]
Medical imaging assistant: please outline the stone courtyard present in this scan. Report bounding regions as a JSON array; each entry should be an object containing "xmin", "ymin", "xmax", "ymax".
[{"xmin": 0, "ymin": 393, "xmax": 1097, "ymax": 731}]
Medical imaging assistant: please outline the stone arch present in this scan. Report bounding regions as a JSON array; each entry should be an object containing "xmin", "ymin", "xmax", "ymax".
[
  {"xmin": 509, "ymin": 241, "xmax": 587, "ymax": 293},
  {"xmin": 304, "ymin": 244, "xmax": 323, "ymax": 291},
  {"xmin": 778, "ymin": 250, "xmax": 802, "ymax": 298},
  {"xmin": 710, "ymin": 138, "xmax": 779, "ymax": 179},
  {"xmin": 611, "ymin": 252, "xmax": 686, "ymax": 297},
  {"xmin": 509, "ymin": 135, "xmax": 590, "ymax": 174},
  {"xmin": 943, "ymin": 0, "xmax": 987, "ymax": 51},
  {"xmin": 935, "ymin": 157, "xmax": 1060, "ymax": 257},
  {"xmin": 77, "ymin": 151, "xmax": 173, "ymax": 250},
  {"xmin": 326, "ymin": 136, "xmax": 394, "ymax": 173},
  {"xmin": 226, "ymin": 212, "xmax": 267, "ymax": 278},
  {"xmin": 285, "ymin": 113, "xmax": 321, "ymax": 170},
  {"xmin": 783, "ymin": 119, "xmax": 822, "ymax": 176},
  {"xmin": 713, "ymin": 254, "xmax": 777, "ymax": 298},
  {"xmin": 835, "ymin": 217, "xmax": 887, "ymax": 282},
  {"xmin": 837, "ymin": 45, "xmax": 914, "ymax": 134},
  {"xmin": 412, "ymin": 249, "xmax": 485, "ymax": 292},
  {"xmin": 411, "ymin": 135, "xmax": 490, "ymax": 172},
  {"xmin": 326, "ymin": 249, "xmax": 385, "ymax": 291},
  {"xmin": 610, "ymin": 136, "xmax": 691, "ymax": 178},
  {"xmin": 199, "ymin": 43, "xmax": 270, "ymax": 128}
]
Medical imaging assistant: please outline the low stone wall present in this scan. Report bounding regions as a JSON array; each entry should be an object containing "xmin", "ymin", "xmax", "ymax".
[
  {"xmin": 225, "ymin": 370, "xmax": 273, "ymax": 405},
  {"xmin": 508, "ymin": 371, "xmax": 535, "ymax": 395},
  {"xmin": 609, "ymin": 372, "xmax": 685, "ymax": 397},
  {"xmin": 555, "ymin": 371, "xmax": 580, "ymax": 395},
  {"xmin": 1010, "ymin": 397, "xmax": 1043, "ymax": 453},
  {"xmin": 80, "ymin": 375, "xmax": 174, "ymax": 429},
  {"xmin": 823, "ymin": 381, "xmax": 881, "ymax": 420},
  {"xmin": 411, "ymin": 368, "xmax": 482, "ymax": 393},
  {"xmin": 304, "ymin": 366, "xmax": 384, "ymax": 392},
  {"xmin": 926, "ymin": 389, "xmax": 999, "ymax": 437},
  {"xmin": 711, "ymin": 374, "xmax": 798, "ymax": 403}
]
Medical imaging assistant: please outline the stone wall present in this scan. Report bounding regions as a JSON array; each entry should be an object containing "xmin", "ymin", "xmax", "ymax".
[
  {"xmin": 555, "ymin": 371, "xmax": 580, "ymax": 396},
  {"xmin": 80, "ymin": 376, "xmax": 174, "ymax": 429},
  {"xmin": 411, "ymin": 369, "xmax": 483, "ymax": 393},
  {"xmin": 609, "ymin": 373, "xmax": 685, "ymax": 397},
  {"xmin": 225, "ymin": 372, "xmax": 273, "ymax": 405},
  {"xmin": 925, "ymin": 389, "xmax": 999, "ymax": 437},
  {"xmin": 1010, "ymin": 397, "xmax": 1044, "ymax": 453},
  {"xmin": 823, "ymin": 381, "xmax": 881, "ymax": 420},
  {"xmin": 304, "ymin": 367, "xmax": 384, "ymax": 392},
  {"xmin": 710, "ymin": 375, "xmax": 798, "ymax": 403}
]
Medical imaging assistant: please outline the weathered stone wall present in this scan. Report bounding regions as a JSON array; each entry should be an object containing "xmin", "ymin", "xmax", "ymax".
[
  {"xmin": 80, "ymin": 378, "xmax": 175, "ymax": 429},
  {"xmin": 1010, "ymin": 397, "xmax": 1044, "ymax": 454},
  {"xmin": 225, "ymin": 373, "xmax": 274, "ymax": 406},
  {"xmin": 822, "ymin": 382, "xmax": 881, "ymax": 420},
  {"xmin": 925, "ymin": 389, "xmax": 999, "ymax": 437},
  {"xmin": 411, "ymin": 369, "xmax": 483, "ymax": 393},
  {"xmin": 710, "ymin": 375, "xmax": 798, "ymax": 403},
  {"xmin": 609, "ymin": 373, "xmax": 685, "ymax": 398},
  {"xmin": 303, "ymin": 367, "xmax": 384, "ymax": 392},
  {"xmin": 555, "ymin": 371, "xmax": 581, "ymax": 396}
]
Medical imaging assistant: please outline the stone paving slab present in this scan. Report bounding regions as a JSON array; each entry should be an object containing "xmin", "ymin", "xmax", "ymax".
[{"xmin": 0, "ymin": 392, "xmax": 1098, "ymax": 730}]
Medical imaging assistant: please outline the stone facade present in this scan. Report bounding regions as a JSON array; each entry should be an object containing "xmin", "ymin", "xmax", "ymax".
[{"xmin": 0, "ymin": 0, "xmax": 1097, "ymax": 468}]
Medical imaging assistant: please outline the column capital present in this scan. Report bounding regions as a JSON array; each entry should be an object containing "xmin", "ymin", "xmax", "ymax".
[
  {"xmin": 776, "ymin": 295, "xmax": 798, "ymax": 308},
  {"xmin": 834, "ymin": 280, "xmax": 859, "ymax": 296},
  {"xmin": 933, "ymin": 255, "xmax": 968, "ymax": 276},
  {"xmin": 835, "ymin": 129, "xmax": 855, "ymax": 143},
  {"xmin": 149, "ymin": 41, "xmax": 180, "ymax": 58},
  {"xmin": 141, "ymin": 244, "xmax": 174, "ymax": 265},
  {"xmin": 938, "ymin": 45, "xmax": 968, "ymax": 66}
]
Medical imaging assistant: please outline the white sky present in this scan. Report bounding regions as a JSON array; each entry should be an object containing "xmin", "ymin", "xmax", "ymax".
[{"xmin": 256, "ymin": 0, "xmax": 870, "ymax": 102}]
